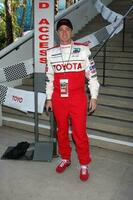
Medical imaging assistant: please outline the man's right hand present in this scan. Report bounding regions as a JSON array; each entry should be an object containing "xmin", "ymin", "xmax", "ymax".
[{"xmin": 45, "ymin": 100, "xmax": 53, "ymax": 112}]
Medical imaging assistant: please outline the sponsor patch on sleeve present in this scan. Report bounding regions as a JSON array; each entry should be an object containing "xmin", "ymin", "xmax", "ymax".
[
  {"xmin": 89, "ymin": 65, "xmax": 96, "ymax": 74},
  {"xmin": 89, "ymin": 58, "xmax": 96, "ymax": 74}
]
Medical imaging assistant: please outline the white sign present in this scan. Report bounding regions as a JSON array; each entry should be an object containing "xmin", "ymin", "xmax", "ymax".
[
  {"xmin": 3, "ymin": 87, "xmax": 46, "ymax": 113},
  {"xmin": 34, "ymin": 0, "xmax": 54, "ymax": 73}
]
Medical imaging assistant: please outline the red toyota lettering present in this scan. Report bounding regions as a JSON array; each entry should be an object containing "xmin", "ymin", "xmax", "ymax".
[
  {"xmin": 77, "ymin": 63, "xmax": 82, "ymax": 69},
  {"xmin": 56, "ymin": 64, "xmax": 62, "ymax": 71},
  {"xmin": 66, "ymin": 63, "xmax": 72, "ymax": 70}
]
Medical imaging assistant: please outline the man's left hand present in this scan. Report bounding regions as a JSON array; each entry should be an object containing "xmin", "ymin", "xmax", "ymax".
[{"xmin": 88, "ymin": 98, "xmax": 97, "ymax": 115}]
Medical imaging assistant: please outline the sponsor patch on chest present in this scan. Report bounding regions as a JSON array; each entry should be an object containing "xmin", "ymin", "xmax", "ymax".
[
  {"xmin": 72, "ymin": 48, "xmax": 81, "ymax": 53},
  {"xmin": 53, "ymin": 62, "xmax": 83, "ymax": 72}
]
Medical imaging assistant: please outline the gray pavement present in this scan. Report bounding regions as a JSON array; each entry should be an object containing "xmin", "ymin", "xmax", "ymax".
[{"xmin": 0, "ymin": 126, "xmax": 133, "ymax": 200}]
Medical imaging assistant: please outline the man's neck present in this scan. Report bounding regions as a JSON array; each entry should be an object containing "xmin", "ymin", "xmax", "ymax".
[{"xmin": 60, "ymin": 40, "xmax": 72, "ymax": 45}]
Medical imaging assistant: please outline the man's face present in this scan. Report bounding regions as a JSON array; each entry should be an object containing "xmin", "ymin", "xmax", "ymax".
[{"xmin": 57, "ymin": 25, "xmax": 73, "ymax": 44}]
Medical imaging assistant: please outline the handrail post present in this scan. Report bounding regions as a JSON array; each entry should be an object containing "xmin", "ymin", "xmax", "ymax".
[
  {"xmin": 50, "ymin": 112, "xmax": 58, "ymax": 157},
  {"xmin": 102, "ymin": 43, "xmax": 107, "ymax": 86},
  {"xmin": 0, "ymin": 105, "xmax": 2, "ymax": 126},
  {"xmin": 122, "ymin": 18, "xmax": 126, "ymax": 52}
]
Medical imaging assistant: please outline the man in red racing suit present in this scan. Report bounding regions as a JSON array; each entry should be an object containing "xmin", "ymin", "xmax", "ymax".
[{"xmin": 46, "ymin": 18, "xmax": 100, "ymax": 181}]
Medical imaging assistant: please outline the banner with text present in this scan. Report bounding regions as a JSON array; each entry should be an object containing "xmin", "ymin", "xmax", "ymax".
[
  {"xmin": 0, "ymin": 85, "xmax": 46, "ymax": 113},
  {"xmin": 34, "ymin": 0, "xmax": 54, "ymax": 73}
]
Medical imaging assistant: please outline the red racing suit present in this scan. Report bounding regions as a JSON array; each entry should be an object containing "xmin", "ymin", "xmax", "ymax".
[{"xmin": 46, "ymin": 41, "xmax": 100, "ymax": 165}]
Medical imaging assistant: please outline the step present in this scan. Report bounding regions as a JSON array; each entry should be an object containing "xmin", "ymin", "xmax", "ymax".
[
  {"xmin": 87, "ymin": 116, "xmax": 133, "ymax": 137},
  {"xmin": 89, "ymin": 20, "xmax": 132, "ymax": 30},
  {"xmin": 79, "ymin": 24, "xmax": 132, "ymax": 35},
  {"xmin": 22, "ymin": 73, "xmax": 133, "ymax": 89},
  {"xmin": 109, "ymin": 34, "xmax": 133, "ymax": 42},
  {"xmin": 99, "ymin": 77, "xmax": 133, "ymax": 88},
  {"xmin": 109, "ymin": 4, "xmax": 132, "ymax": 10},
  {"xmin": 3, "ymin": 102, "xmax": 133, "ymax": 138},
  {"xmin": 22, "ymin": 74, "xmax": 133, "ymax": 88},
  {"xmin": 92, "ymin": 50, "xmax": 133, "ymax": 58},
  {"xmin": 88, "ymin": 129, "xmax": 133, "ymax": 154},
  {"xmin": 16, "ymin": 85, "xmax": 34, "ymax": 91},
  {"xmin": 2, "ymin": 106, "xmax": 49, "ymax": 121},
  {"xmin": 105, "ymin": 42, "xmax": 133, "ymax": 48},
  {"xmin": 98, "ymin": 94, "xmax": 133, "ymax": 110},
  {"xmin": 22, "ymin": 78, "xmax": 33, "ymax": 86},
  {"xmin": 2, "ymin": 116, "xmax": 133, "ymax": 155},
  {"xmin": 86, "ymin": 19, "xmax": 132, "ymax": 29},
  {"xmin": 3, "ymin": 93, "xmax": 133, "ymax": 123},
  {"xmin": 109, "ymin": 0, "xmax": 132, "ymax": 5},
  {"xmin": 94, "ymin": 105, "xmax": 133, "ymax": 122},
  {"xmin": 99, "ymin": 86, "xmax": 133, "ymax": 98},
  {"xmin": 93, "ymin": 46, "xmax": 133, "ymax": 52},
  {"xmin": 95, "ymin": 56, "xmax": 133, "ymax": 65},
  {"xmin": 13, "ymin": 84, "xmax": 133, "ymax": 99},
  {"xmin": 93, "ymin": 39, "xmax": 133, "ymax": 48},
  {"xmin": 97, "ymin": 69, "xmax": 133, "ymax": 79},
  {"xmin": 96, "ymin": 63, "xmax": 133, "ymax": 71},
  {"xmin": 2, "ymin": 112, "xmax": 50, "ymax": 126},
  {"xmin": 2, "ymin": 115, "xmax": 50, "ymax": 135}
]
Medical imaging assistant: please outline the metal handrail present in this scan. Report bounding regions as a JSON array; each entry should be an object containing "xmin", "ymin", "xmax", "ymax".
[
  {"xmin": 0, "ymin": 31, "xmax": 33, "ymax": 60},
  {"xmin": 122, "ymin": 18, "xmax": 126, "ymax": 52},
  {"xmin": 93, "ymin": 5, "xmax": 133, "ymax": 86},
  {"xmin": 93, "ymin": 5, "xmax": 133, "ymax": 58}
]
